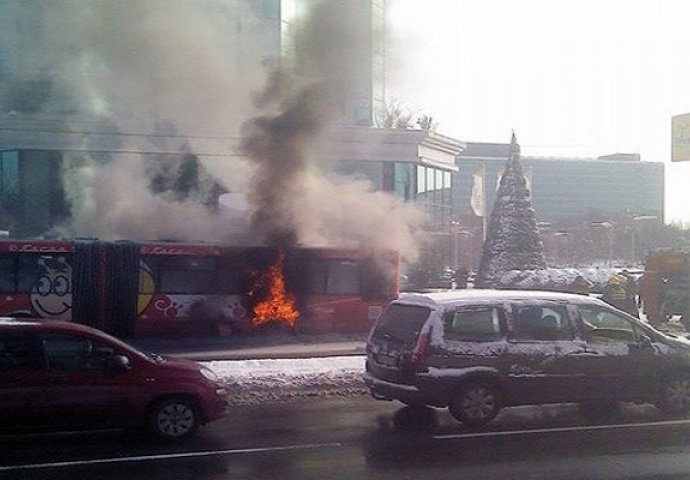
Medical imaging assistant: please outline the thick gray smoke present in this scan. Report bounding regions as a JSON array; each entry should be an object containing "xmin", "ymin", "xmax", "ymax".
[
  {"xmin": 3, "ymin": 0, "xmax": 423, "ymax": 260},
  {"xmin": 239, "ymin": 1, "xmax": 423, "ymax": 259},
  {"xmin": 3, "ymin": 0, "xmax": 264, "ymax": 241},
  {"xmin": 241, "ymin": 68, "xmax": 423, "ymax": 258}
]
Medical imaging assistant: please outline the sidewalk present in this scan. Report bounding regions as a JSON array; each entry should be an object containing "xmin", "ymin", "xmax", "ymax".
[{"xmin": 129, "ymin": 333, "xmax": 367, "ymax": 361}]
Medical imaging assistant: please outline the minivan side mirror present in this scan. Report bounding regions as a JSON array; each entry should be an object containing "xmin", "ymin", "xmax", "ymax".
[{"xmin": 107, "ymin": 354, "xmax": 132, "ymax": 371}]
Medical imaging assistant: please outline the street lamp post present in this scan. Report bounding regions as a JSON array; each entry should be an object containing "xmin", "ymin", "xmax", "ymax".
[
  {"xmin": 536, "ymin": 222, "xmax": 553, "ymax": 263},
  {"xmin": 631, "ymin": 215, "xmax": 658, "ymax": 264},
  {"xmin": 590, "ymin": 221, "xmax": 614, "ymax": 267},
  {"xmin": 450, "ymin": 220, "xmax": 474, "ymax": 271},
  {"xmin": 553, "ymin": 231, "xmax": 571, "ymax": 267}
]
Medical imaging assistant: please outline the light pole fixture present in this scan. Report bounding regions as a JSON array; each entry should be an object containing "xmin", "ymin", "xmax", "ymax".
[{"xmin": 590, "ymin": 221, "xmax": 614, "ymax": 266}]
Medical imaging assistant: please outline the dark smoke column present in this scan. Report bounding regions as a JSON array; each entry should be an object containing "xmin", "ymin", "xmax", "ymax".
[{"xmin": 241, "ymin": 73, "xmax": 327, "ymax": 247}]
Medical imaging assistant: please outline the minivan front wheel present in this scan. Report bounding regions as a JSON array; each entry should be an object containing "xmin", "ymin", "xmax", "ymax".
[
  {"xmin": 657, "ymin": 374, "xmax": 690, "ymax": 417},
  {"xmin": 449, "ymin": 382, "xmax": 502, "ymax": 426},
  {"xmin": 149, "ymin": 397, "xmax": 200, "ymax": 440}
]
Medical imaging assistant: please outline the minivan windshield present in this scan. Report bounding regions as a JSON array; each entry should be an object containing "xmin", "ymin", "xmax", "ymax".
[{"xmin": 373, "ymin": 303, "xmax": 431, "ymax": 343}]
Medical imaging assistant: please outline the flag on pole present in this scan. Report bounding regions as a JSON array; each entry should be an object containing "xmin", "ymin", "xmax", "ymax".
[{"xmin": 470, "ymin": 165, "xmax": 484, "ymax": 217}]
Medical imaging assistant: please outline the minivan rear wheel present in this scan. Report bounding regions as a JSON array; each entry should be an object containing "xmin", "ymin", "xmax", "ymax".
[
  {"xmin": 449, "ymin": 382, "xmax": 502, "ymax": 426},
  {"xmin": 149, "ymin": 397, "xmax": 200, "ymax": 440},
  {"xmin": 657, "ymin": 374, "xmax": 690, "ymax": 417}
]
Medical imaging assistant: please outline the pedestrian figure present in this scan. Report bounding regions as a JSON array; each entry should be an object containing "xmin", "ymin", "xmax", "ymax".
[
  {"xmin": 620, "ymin": 269, "xmax": 640, "ymax": 317},
  {"xmin": 602, "ymin": 274, "xmax": 629, "ymax": 312},
  {"xmin": 603, "ymin": 273, "xmax": 639, "ymax": 317},
  {"xmin": 453, "ymin": 266, "xmax": 469, "ymax": 289}
]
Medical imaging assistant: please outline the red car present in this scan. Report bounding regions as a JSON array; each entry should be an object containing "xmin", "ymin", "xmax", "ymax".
[{"xmin": 0, "ymin": 318, "xmax": 228, "ymax": 440}]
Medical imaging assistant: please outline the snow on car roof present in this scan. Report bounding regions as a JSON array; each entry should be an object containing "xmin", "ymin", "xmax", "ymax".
[{"xmin": 397, "ymin": 289, "xmax": 598, "ymax": 307}]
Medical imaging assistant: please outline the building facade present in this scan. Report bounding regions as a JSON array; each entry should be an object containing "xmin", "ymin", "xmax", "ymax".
[
  {"xmin": 456, "ymin": 143, "xmax": 664, "ymax": 223},
  {"xmin": 455, "ymin": 142, "xmax": 666, "ymax": 266}
]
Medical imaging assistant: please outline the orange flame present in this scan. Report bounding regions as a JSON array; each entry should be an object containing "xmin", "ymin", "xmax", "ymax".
[{"xmin": 250, "ymin": 251, "xmax": 299, "ymax": 328}]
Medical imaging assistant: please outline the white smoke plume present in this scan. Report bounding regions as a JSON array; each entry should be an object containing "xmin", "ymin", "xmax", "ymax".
[
  {"xmin": 296, "ymin": 172, "xmax": 423, "ymax": 259},
  {"xmin": 64, "ymin": 152, "xmax": 253, "ymax": 242}
]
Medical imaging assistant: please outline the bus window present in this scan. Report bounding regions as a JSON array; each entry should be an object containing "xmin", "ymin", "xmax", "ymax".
[
  {"xmin": 307, "ymin": 260, "xmax": 360, "ymax": 295},
  {"xmin": 362, "ymin": 255, "xmax": 397, "ymax": 300},
  {"xmin": 327, "ymin": 261, "xmax": 359, "ymax": 295},
  {"xmin": 216, "ymin": 263, "xmax": 242, "ymax": 294},
  {"xmin": 215, "ymin": 274, "xmax": 241, "ymax": 294},
  {"xmin": 0, "ymin": 256, "xmax": 14, "ymax": 292},
  {"xmin": 306, "ymin": 261, "xmax": 328, "ymax": 294},
  {"xmin": 158, "ymin": 256, "xmax": 217, "ymax": 294}
]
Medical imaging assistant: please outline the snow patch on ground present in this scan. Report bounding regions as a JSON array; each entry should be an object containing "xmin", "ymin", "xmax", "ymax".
[{"xmin": 204, "ymin": 356, "xmax": 367, "ymax": 405}]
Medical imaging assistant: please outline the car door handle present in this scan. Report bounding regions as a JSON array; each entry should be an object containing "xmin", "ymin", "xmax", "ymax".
[{"xmin": 567, "ymin": 351, "xmax": 605, "ymax": 357}]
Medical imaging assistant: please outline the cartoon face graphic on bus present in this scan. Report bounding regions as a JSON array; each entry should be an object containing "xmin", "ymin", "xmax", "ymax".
[
  {"xmin": 30, "ymin": 256, "xmax": 72, "ymax": 320},
  {"xmin": 138, "ymin": 260, "xmax": 155, "ymax": 315}
]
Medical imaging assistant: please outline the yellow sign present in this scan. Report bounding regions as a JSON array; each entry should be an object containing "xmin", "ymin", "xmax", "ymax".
[{"xmin": 672, "ymin": 113, "xmax": 690, "ymax": 162}]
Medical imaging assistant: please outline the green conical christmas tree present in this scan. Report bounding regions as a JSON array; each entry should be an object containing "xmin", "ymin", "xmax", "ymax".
[{"xmin": 475, "ymin": 133, "xmax": 546, "ymax": 288}]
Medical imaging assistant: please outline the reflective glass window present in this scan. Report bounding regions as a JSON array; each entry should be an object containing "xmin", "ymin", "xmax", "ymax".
[{"xmin": 427, "ymin": 167, "xmax": 435, "ymax": 192}]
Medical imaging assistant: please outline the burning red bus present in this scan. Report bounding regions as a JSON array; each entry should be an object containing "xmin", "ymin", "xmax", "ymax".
[{"xmin": 0, "ymin": 239, "xmax": 398, "ymax": 337}]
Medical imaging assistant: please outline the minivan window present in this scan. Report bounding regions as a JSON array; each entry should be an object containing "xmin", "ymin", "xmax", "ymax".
[
  {"xmin": 445, "ymin": 308, "xmax": 502, "ymax": 342},
  {"xmin": 374, "ymin": 303, "xmax": 430, "ymax": 343},
  {"xmin": 578, "ymin": 306, "xmax": 639, "ymax": 343},
  {"xmin": 511, "ymin": 304, "xmax": 572, "ymax": 341}
]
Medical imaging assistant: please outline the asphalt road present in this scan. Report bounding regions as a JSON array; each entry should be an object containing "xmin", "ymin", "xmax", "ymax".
[{"xmin": 5, "ymin": 397, "xmax": 690, "ymax": 480}]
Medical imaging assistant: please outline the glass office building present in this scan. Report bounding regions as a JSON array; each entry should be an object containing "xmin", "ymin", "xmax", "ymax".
[
  {"xmin": 453, "ymin": 143, "xmax": 665, "ymax": 268},
  {"xmin": 284, "ymin": 0, "xmax": 386, "ymax": 126},
  {"xmin": 455, "ymin": 143, "xmax": 664, "ymax": 223},
  {"xmin": 336, "ymin": 160, "xmax": 453, "ymax": 232}
]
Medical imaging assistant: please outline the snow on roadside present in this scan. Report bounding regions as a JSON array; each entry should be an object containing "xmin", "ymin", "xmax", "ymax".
[
  {"xmin": 203, "ymin": 356, "xmax": 368, "ymax": 405},
  {"xmin": 498, "ymin": 268, "xmax": 622, "ymax": 292}
]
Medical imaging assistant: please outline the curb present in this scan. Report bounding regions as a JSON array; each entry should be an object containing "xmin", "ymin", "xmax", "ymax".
[{"xmin": 132, "ymin": 342, "xmax": 367, "ymax": 362}]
